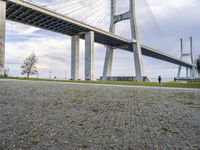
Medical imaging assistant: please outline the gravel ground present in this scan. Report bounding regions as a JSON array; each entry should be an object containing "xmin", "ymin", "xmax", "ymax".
[{"xmin": 0, "ymin": 80, "xmax": 200, "ymax": 150}]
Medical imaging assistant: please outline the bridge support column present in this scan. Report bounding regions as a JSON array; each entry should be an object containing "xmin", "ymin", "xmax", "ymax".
[
  {"xmin": 0, "ymin": 1, "xmax": 6, "ymax": 75},
  {"xmin": 71, "ymin": 35, "xmax": 80, "ymax": 80},
  {"xmin": 102, "ymin": 0, "xmax": 116, "ymax": 80},
  {"xmin": 190, "ymin": 65, "xmax": 196, "ymax": 79},
  {"xmin": 103, "ymin": 48, "xmax": 113, "ymax": 80},
  {"xmin": 85, "ymin": 31, "xmax": 94, "ymax": 80},
  {"xmin": 130, "ymin": 0, "xmax": 144, "ymax": 81},
  {"xmin": 186, "ymin": 68, "xmax": 189, "ymax": 78}
]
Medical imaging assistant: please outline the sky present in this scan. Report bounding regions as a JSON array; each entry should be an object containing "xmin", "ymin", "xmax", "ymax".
[{"xmin": 5, "ymin": 0, "xmax": 200, "ymax": 80}]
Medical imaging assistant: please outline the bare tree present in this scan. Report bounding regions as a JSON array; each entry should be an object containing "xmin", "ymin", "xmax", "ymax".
[
  {"xmin": 4, "ymin": 68, "xmax": 9, "ymax": 77},
  {"xmin": 21, "ymin": 52, "xmax": 38, "ymax": 78}
]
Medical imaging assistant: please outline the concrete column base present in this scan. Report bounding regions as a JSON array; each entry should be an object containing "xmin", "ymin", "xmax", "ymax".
[{"xmin": 85, "ymin": 31, "xmax": 94, "ymax": 80}]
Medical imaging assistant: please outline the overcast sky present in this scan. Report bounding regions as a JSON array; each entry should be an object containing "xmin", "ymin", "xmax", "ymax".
[{"xmin": 5, "ymin": 0, "xmax": 200, "ymax": 80}]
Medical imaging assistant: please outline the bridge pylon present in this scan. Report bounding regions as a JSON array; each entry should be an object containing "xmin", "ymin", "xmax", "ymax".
[
  {"xmin": 177, "ymin": 37, "xmax": 197, "ymax": 79},
  {"xmin": 103, "ymin": 0, "xmax": 144, "ymax": 81}
]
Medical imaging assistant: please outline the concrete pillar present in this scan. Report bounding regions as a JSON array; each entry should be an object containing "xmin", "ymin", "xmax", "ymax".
[
  {"xmin": 0, "ymin": 1, "xmax": 6, "ymax": 75},
  {"xmin": 71, "ymin": 35, "xmax": 80, "ymax": 80},
  {"xmin": 102, "ymin": 0, "xmax": 116, "ymax": 80},
  {"xmin": 103, "ymin": 23, "xmax": 115, "ymax": 80},
  {"xmin": 190, "ymin": 65, "xmax": 196, "ymax": 79},
  {"xmin": 177, "ymin": 66, "xmax": 181, "ymax": 78},
  {"xmin": 186, "ymin": 68, "xmax": 189, "ymax": 78},
  {"xmin": 190, "ymin": 37, "xmax": 194, "ymax": 64},
  {"xmin": 85, "ymin": 31, "xmax": 94, "ymax": 80},
  {"xmin": 177, "ymin": 38, "xmax": 183, "ymax": 78},
  {"xmin": 130, "ymin": 0, "xmax": 144, "ymax": 81},
  {"xmin": 103, "ymin": 48, "xmax": 113, "ymax": 80}
]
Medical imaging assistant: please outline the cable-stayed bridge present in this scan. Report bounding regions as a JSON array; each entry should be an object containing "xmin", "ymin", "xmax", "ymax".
[{"xmin": 0, "ymin": 0, "xmax": 197, "ymax": 81}]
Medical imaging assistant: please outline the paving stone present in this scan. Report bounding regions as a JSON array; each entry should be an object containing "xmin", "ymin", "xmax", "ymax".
[{"xmin": 0, "ymin": 80, "xmax": 200, "ymax": 150}]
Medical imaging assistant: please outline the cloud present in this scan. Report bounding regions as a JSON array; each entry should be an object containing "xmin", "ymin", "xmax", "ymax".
[
  {"xmin": 6, "ymin": 21, "xmax": 40, "ymax": 36},
  {"xmin": 146, "ymin": 0, "xmax": 193, "ymax": 17}
]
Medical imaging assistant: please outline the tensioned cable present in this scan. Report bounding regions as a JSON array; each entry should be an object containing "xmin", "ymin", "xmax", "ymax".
[
  {"xmin": 81, "ymin": 0, "xmax": 109, "ymax": 25},
  {"xmin": 49, "ymin": 0, "xmax": 101, "ymax": 14},
  {"xmin": 26, "ymin": 0, "xmax": 111, "ymax": 31},
  {"xmin": 47, "ymin": 0, "xmax": 88, "ymax": 10},
  {"xmin": 64, "ymin": 0, "xmax": 104, "ymax": 16},
  {"xmin": 136, "ymin": 0, "xmax": 171, "ymax": 52},
  {"xmin": 70, "ymin": 0, "xmax": 107, "ymax": 24},
  {"xmin": 82, "ymin": 0, "xmax": 107, "ymax": 23},
  {"xmin": 58, "ymin": 0, "xmax": 100, "ymax": 14}
]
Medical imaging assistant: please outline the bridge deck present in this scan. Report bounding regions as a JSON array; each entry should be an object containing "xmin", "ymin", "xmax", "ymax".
[
  {"xmin": 6, "ymin": 0, "xmax": 132, "ymax": 50},
  {"xmin": 5, "ymin": 0, "xmax": 192, "ymax": 68}
]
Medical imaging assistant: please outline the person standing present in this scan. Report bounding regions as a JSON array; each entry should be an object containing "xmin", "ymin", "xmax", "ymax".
[{"xmin": 158, "ymin": 76, "xmax": 162, "ymax": 84}]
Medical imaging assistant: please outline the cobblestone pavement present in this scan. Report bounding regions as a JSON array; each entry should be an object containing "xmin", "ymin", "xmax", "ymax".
[{"xmin": 0, "ymin": 80, "xmax": 200, "ymax": 150}]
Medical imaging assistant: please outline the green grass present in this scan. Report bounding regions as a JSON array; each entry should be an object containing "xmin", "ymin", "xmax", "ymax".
[{"xmin": 0, "ymin": 77, "xmax": 200, "ymax": 89}]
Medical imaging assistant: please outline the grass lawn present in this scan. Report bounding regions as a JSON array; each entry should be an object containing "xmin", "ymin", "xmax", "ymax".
[{"xmin": 0, "ymin": 77, "xmax": 200, "ymax": 89}]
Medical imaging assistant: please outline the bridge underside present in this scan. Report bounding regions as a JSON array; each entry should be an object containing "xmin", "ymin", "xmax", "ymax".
[
  {"xmin": 5, "ymin": 0, "xmax": 192, "ymax": 69},
  {"xmin": 0, "ymin": 0, "xmax": 194, "ymax": 79},
  {"xmin": 6, "ymin": 0, "xmax": 132, "ymax": 50},
  {"xmin": 140, "ymin": 45, "xmax": 192, "ymax": 68}
]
